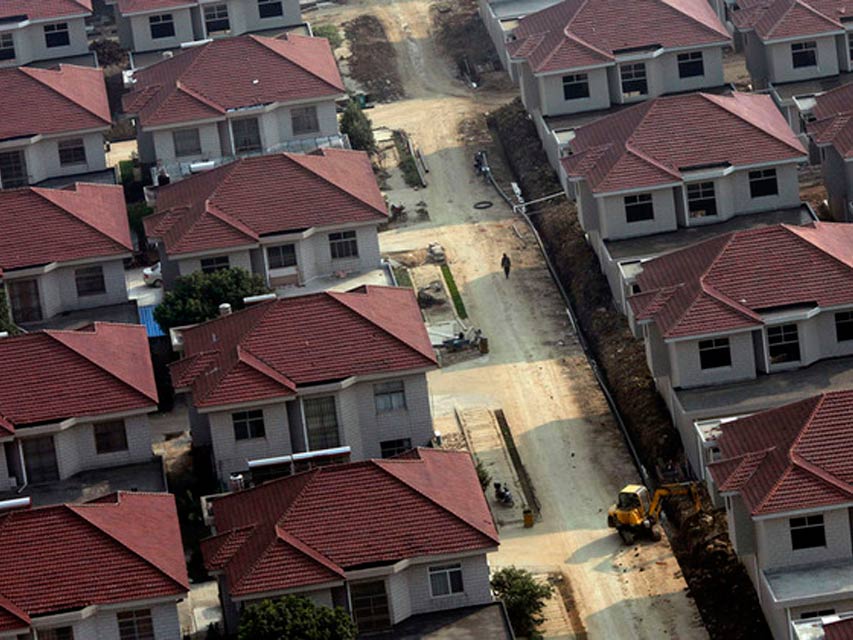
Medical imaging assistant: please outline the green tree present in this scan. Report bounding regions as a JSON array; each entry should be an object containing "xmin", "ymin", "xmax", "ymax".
[
  {"xmin": 312, "ymin": 24, "xmax": 343, "ymax": 49},
  {"xmin": 340, "ymin": 100, "xmax": 376, "ymax": 155},
  {"xmin": 238, "ymin": 596, "xmax": 356, "ymax": 640},
  {"xmin": 153, "ymin": 267, "xmax": 271, "ymax": 330},
  {"xmin": 491, "ymin": 566, "xmax": 554, "ymax": 639}
]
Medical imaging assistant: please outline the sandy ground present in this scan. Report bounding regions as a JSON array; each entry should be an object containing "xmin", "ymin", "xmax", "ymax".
[{"xmin": 309, "ymin": 0, "xmax": 709, "ymax": 637}]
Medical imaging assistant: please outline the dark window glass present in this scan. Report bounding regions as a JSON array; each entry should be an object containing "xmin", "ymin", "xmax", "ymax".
[
  {"xmin": 329, "ymin": 230, "xmax": 358, "ymax": 259},
  {"xmin": 699, "ymin": 338, "xmax": 731, "ymax": 369},
  {"xmin": 200, "ymin": 256, "xmax": 230, "ymax": 273},
  {"xmin": 292, "ymin": 106, "xmax": 319, "ymax": 135},
  {"xmin": 790, "ymin": 515, "xmax": 825, "ymax": 550},
  {"xmin": 799, "ymin": 609, "xmax": 836, "ymax": 620},
  {"xmin": 258, "ymin": 0, "xmax": 284, "ymax": 18},
  {"xmin": 835, "ymin": 311, "xmax": 853, "ymax": 342},
  {"xmin": 0, "ymin": 33, "xmax": 15, "ymax": 61},
  {"xmin": 232, "ymin": 117, "xmax": 262, "ymax": 154},
  {"xmin": 749, "ymin": 169, "xmax": 778, "ymax": 198},
  {"xmin": 620, "ymin": 63, "xmax": 647, "ymax": 96},
  {"xmin": 149, "ymin": 13, "xmax": 175, "ymax": 39},
  {"xmin": 562, "ymin": 73, "xmax": 590, "ymax": 100},
  {"xmin": 7, "ymin": 278, "xmax": 41, "ymax": 323},
  {"xmin": 95, "ymin": 421, "xmax": 128, "ymax": 454},
  {"xmin": 204, "ymin": 3, "xmax": 230, "ymax": 34},
  {"xmin": 267, "ymin": 244, "xmax": 297, "ymax": 269},
  {"xmin": 303, "ymin": 396, "xmax": 340, "ymax": 450},
  {"xmin": 173, "ymin": 128, "xmax": 201, "ymax": 157},
  {"xmin": 687, "ymin": 181, "xmax": 717, "ymax": 217},
  {"xmin": 0, "ymin": 150, "xmax": 28, "ymax": 188},
  {"xmin": 429, "ymin": 564, "xmax": 464, "ymax": 596},
  {"xmin": 624, "ymin": 193, "xmax": 654, "ymax": 223},
  {"xmin": 677, "ymin": 51, "xmax": 704, "ymax": 78},
  {"xmin": 58, "ymin": 138, "xmax": 87, "ymax": 166},
  {"xmin": 39, "ymin": 628, "xmax": 74, "ymax": 640},
  {"xmin": 374, "ymin": 380, "xmax": 406, "ymax": 412},
  {"xmin": 380, "ymin": 438, "xmax": 412, "ymax": 458},
  {"xmin": 117, "ymin": 609, "xmax": 154, "ymax": 640},
  {"xmin": 44, "ymin": 22, "xmax": 71, "ymax": 48},
  {"xmin": 791, "ymin": 41, "xmax": 817, "ymax": 68},
  {"xmin": 75, "ymin": 265, "xmax": 106, "ymax": 296},
  {"xmin": 768, "ymin": 323, "xmax": 800, "ymax": 363},
  {"xmin": 232, "ymin": 410, "xmax": 266, "ymax": 441}
]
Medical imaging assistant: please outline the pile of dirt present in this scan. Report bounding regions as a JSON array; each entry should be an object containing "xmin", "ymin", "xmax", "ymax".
[
  {"xmin": 430, "ymin": 0, "xmax": 501, "ymax": 73},
  {"xmin": 486, "ymin": 98, "xmax": 771, "ymax": 640},
  {"xmin": 343, "ymin": 16, "xmax": 404, "ymax": 102}
]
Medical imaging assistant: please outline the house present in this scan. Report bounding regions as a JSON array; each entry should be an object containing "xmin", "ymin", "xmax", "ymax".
[
  {"xmin": 122, "ymin": 33, "xmax": 347, "ymax": 184},
  {"xmin": 201, "ymin": 448, "xmax": 499, "ymax": 635},
  {"xmin": 109, "ymin": 0, "xmax": 303, "ymax": 54},
  {"xmin": 808, "ymin": 82, "xmax": 853, "ymax": 221},
  {"xmin": 627, "ymin": 221, "xmax": 853, "ymax": 476},
  {"xmin": 0, "ymin": 0, "xmax": 95, "ymax": 69},
  {"xmin": 0, "ymin": 65, "xmax": 112, "ymax": 189},
  {"xmin": 0, "ymin": 491, "xmax": 189, "ymax": 638},
  {"xmin": 560, "ymin": 91, "xmax": 809, "ymax": 311},
  {"xmin": 706, "ymin": 390, "xmax": 853, "ymax": 640},
  {"xmin": 143, "ymin": 150, "xmax": 388, "ymax": 290},
  {"xmin": 0, "ymin": 184, "xmax": 133, "ymax": 326},
  {"xmin": 170, "ymin": 286, "xmax": 438, "ymax": 485},
  {"xmin": 0, "ymin": 323, "xmax": 160, "ymax": 493}
]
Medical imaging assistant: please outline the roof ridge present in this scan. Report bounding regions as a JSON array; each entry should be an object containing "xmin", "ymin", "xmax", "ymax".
[
  {"xmin": 656, "ymin": 0, "xmax": 731, "ymax": 37},
  {"xmin": 30, "ymin": 186, "xmax": 129, "ymax": 252},
  {"xmin": 782, "ymin": 222, "xmax": 853, "ymax": 272},
  {"xmin": 275, "ymin": 526, "xmax": 344, "ymax": 576},
  {"xmin": 699, "ymin": 280, "xmax": 764, "ymax": 323},
  {"xmin": 204, "ymin": 201, "xmax": 260, "ymax": 242},
  {"xmin": 702, "ymin": 93, "xmax": 806, "ymax": 156},
  {"xmin": 249, "ymin": 34, "xmax": 343, "ymax": 92},
  {"xmin": 175, "ymin": 80, "xmax": 226, "ymax": 114},
  {"xmin": 236, "ymin": 346, "xmax": 297, "ymax": 393},
  {"xmin": 776, "ymin": 0, "xmax": 842, "ymax": 36},
  {"xmin": 19, "ymin": 66, "xmax": 110, "ymax": 125},
  {"xmin": 623, "ymin": 143, "xmax": 681, "ymax": 180}
]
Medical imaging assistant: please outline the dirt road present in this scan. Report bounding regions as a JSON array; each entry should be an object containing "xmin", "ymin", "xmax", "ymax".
[{"xmin": 314, "ymin": 1, "xmax": 707, "ymax": 637}]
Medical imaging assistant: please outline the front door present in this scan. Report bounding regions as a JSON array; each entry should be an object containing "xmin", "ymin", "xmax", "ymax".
[
  {"xmin": 22, "ymin": 436, "xmax": 59, "ymax": 484},
  {"xmin": 0, "ymin": 150, "xmax": 28, "ymax": 189},
  {"xmin": 350, "ymin": 580, "xmax": 391, "ymax": 633},
  {"xmin": 7, "ymin": 279, "xmax": 42, "ymax": 323}
]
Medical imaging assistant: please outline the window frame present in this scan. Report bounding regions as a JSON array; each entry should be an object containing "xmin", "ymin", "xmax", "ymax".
[
  {"xmin": 791, "ymin": 41, "xmax": 817, "ymax": 69},
  {"xmin": 172, "ymin": 128, "xmax": 202, "ymax": 157},
  {"xmin": 258, "ymin": 0, "xmax": 284, "ymax": 19},
  {"xmin": 799, "ymin": 609, "xmax": 836, "ymax": 620},
  {"xmin": 44, "ymin": 22, "xmax": 71, "ymax": 48},
  {"xmin": 687, "ymin": 181, "xmax": 717, "ymax": 217},
  {"xmin": 303, "ymin": 396, "xmax": 340, "ymax": 451},
  {"xmin": 267, "ymin": 243, "xmax": 297, "ymax": 269},
  {"xmin": 232, "ymin": 409, "xmax": 266, "ymax": 441},
  {"xmin": 428, "ymin": 563, "xmax": 464, "ymax": 598},
  {"xmin": 562, "ymin": 73, "xmax": 590, "ymax": 101},
  {"xmin": 94, "ymin": 420, "xmax": 129, "ymax": 454},
  {"xmin": 789, "ymin": 514, "xmax": 826, "ymax": 550},
  {"xmin": 624, "ymin": 193, "xmax": 654, "ymax": 223},
  {"xmin": 748, "ymin": 168, "xmax": 778, "ymax": 198},
  {"xmin": 291, "ymin": 105, "xmax": 320, "ymax": 135},
  {"xmin": 677, "ymin": 51, "xmax": 704, "ymax": 78},
  {"xmin": 232, "ymin": 117, "xmax": 262, "ymax": 154},
  {"xmin": 0, "ymin": 149, "xmax": 27, "ymax": 188},
  {"xmin": 329, "ymin": 230, "xmax": 359, "ymax": 260},
  {"xmin": 698, "ymin": 337, "xmax": 731, "ymax": 370},
  {"xmin": 380, "ymin": 438, "xmax": 412, "ymax": 458},
  {"xmin": 200, "ymin": 255, "xmax": 230, "ymax": 273},
  {"xmin": 835, "ymin": 311, "xmax": 853, "ymax": 342},
  {"xmin": 0, "ymin": 33, "xmax": 14, "ymax": 61},
  {"xmin": 39, "ymin": 628, "xmax": 74, "ymax": 640},
  {"xmin": 58, "ymin": 137, "xmax": 87, "ymax": 166},
  {"xmin": 117, "ymin": 608, "xmax": 155, "ymax": 640},
  {"xmin": 620, "ymin": 63, "xmax": 648, "ymax": 97},
  {"xmin": 374, "ymin": 380, "xmax": 406, "ymax": 413},
  {"xmin": 204, "ymin": 3, "xmax": 230, "ymax": 34},
  {"xmin": 75, "ymin": 265, "xmax": 106, "ymax": 297},
  {"xmin": 149, "ymin": 13, "xmax": 176, "ymax": 39},
  {"xmin": 767, "ymin": 323, "xmax": 801, "ymax": 364}
]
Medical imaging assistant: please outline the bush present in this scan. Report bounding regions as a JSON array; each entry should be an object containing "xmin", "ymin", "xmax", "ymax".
[
  {"xmin": 491, "ymin": 566, "xmax": 553, "ymax": 639},
  {"xmin": 313, "ymin": 24, "xmax": 343, "ymax": 49},
  {"xmin": 153, "ymin": 268, "xmax": 272, "ymax": 330},
  {"xmin": 476, "ymin": 459, "xmax": 491, "ymax": 491},
  {"xmin": 341, "ymin": 100, "xmax": 377, "ymax": 155},
  {"xmin": 89, "ymin": 39, "xmax": 128, "ymax": 68},
  {"xmin": 440, "ymin": 264, "xmax": 468, "ymax": 319},
  {"xmin": 127, "ymin": 202, "xmax": 153, "ymax": 251},
  {"xmin": 239, "ymin": 596, "xmax": 356, "ymax": 640}
]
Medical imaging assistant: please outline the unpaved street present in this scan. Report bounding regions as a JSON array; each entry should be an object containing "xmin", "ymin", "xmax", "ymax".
[{"xmin": 314, "ymin": 1, "xmax": 707, "ymax": 637}]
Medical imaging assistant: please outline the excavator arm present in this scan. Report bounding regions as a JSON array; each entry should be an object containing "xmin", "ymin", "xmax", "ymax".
[{"xmin": 648, "ymin": 483, "xmax": 702, "ymax": 520}]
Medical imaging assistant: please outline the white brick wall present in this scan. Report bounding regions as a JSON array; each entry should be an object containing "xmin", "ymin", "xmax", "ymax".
[
  {"xmin": 756, "ymin": 507, "xmax": 853, "ymax": 571},
  {"xmin": 126, "ymin": 7, "xmax": 196, "ymax": 53},
  {"xmin": 0, "ymin": 17, "xmax": 90, "ymax": 68},
  {"xmin": 48, "ymin": 600, "xmax": 183, "ymax": 639},
  {"xmin": 406, "ymin": 554, "xmax": 493, "ymax": 617},
  {"xmin": 177, "ymin": 249, "xmax": 253, "ymax": 277}
]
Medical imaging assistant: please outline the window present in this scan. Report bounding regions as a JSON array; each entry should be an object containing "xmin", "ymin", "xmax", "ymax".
[
  {"xmin": 677, "ymin": 51, "xmax": 704, "ymax": 78},
  {"xmin": 233, "ymin": 410, "xmax": 266, "ymax": 441},
  {"xmin": 7, "ymin": 279, "xmax": 41, "ymax": 323},
  {"xmin": 699, "ymin": 338, "xmax": 731, "ymax": 369},
  {"xmin": 117, "ymin": 609, "xmax": 154, "ymax": 640},
  {"xmin": 0, "ymin": 33, "xmax": 15, "ymax": 61},
  {"xmin": 768, "ymin": 324, "xmax": 800, "ymax": 363},
  {"xmin": 44, "ymin": 22, "xmax": 70, "ymax": 48},
  {"xmin": 173, "ymin": 128, "xmax": 201, "ymax": 157},
  {"xmin": 149, "ymin": 13, "xmax": 175, "ymax": 39},
  {"xmin": 94, "ymin": 421, "xmax": 128, "ymax": 454},
  {"xmin": 303, "ymin": 396, "xmax": 340, "ymax": 450},
  {"xmin": 0, "ymin": 150, "xmax": 28, "ymax": 188},
  {"xmin": 835, "ymin": 311, "xmax": 853, "ymax": 342},
  {"xmin": 620, "ymin": 63, "xmax": 647, "ymax": 97},
  {"xmin": 58, "ymin": 138, "xmax": 86, "ymax": 166},
  {"xmin": 204, "ymin": 3, "xmax": 230, "ymax": 34},
  {"xmin": 75, "ymin": 265, "xmax": 106, "ymax": 297},
  {"xmin": 374, "ymin": 380, "xmax": 406, "ymax": 412},
  {"xmin": 39, "ymin": 628, "xmax": 74, "ymax": 640},
  {"xmin": 748, "ymin": 169, "xmax": 778, "ymax": 198},
  {"xmin": 624, "ymin": 193, "xmax": 654, "ymax": 223},
  {"xmin": 258, "ymin": 0, "xmax": 284, "ymax": 18},
  {"xmin": 267, "ymin": 244, "xmax": 297, "ymax": 269},
  {"xmin": 291, "ymin": 106, "xmax": 319, "ymax": 135},
  {"xmin": 329, "ymin": 230, "xmax": 358, "ymax": 259},
  {"xmin": 790, "ymin": 514, "xmax": 826, "ymax": 550},
  {"xmin": 429, "ymin": 564, "xmax": 464, "ymax": 597},
  {"xmin": 687, "ymin": 181, "xmax": 717, "ymax": 217},
  {"xmin": 562, "ymin": 74, "xmax": 590, "ymax": 100},
  {"xmin": 200, "ymin": 255, "xmax": 230, "ymax": 273},
  {"xmin": 791, "ymin": 41, "xmax": 817, "ymax": 68},
  {"xmin": 380, "ymin": 438, "xmax": 412, "ymax": 458},
  {"xmin": 799, "ymin": 609, "xmax": 836, "ymax": 620},
  {"xmin": 232, "ymin": 117, "xmax": 262, "ymax": 154}
]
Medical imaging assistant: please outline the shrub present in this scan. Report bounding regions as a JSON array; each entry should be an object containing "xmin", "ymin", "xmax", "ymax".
[
  {"xmin": 491, "ymin": 566, "xmax": 554, "ymax": 639},
  {"xmin": 341, "ymin": 100, "xmax": 377, "ymax": 155},
  {"xmin": 313, "ymin": 24, "xmax": 343, "ymax": 49},
  {"xmin": 239, "ymin": 596, "xmax": 356, "ymax": 640}
]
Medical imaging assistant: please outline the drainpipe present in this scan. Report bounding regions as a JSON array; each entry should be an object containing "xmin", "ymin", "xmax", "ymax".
[{"xmin": 16, "ymin": 439, "xmax": 27, "ymax": 494}]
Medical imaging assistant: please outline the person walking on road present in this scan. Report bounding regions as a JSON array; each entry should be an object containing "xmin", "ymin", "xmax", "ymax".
[{"xmin": 501, "ymin": 253, "xmax": 511, "ymax": 279}]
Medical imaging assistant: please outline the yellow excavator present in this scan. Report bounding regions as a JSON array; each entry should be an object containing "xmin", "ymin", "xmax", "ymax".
[{"xmin": 607, "ymin": 482, "xmax": 702, "ymax": 545}]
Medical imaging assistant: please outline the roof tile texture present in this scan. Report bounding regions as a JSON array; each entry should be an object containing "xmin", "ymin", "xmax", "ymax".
[{"xmin": 0, "ymin": 0, "xmax": 92, "ymax": 20}]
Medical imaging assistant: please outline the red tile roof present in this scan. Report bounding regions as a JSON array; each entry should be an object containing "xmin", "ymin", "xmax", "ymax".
[
  {"xmin": 0, "ymin": 0, "xmax": 92, "ymax": 20},
  {"xmin": 172, "ymin": 286, "xmax": 436, "ymax": 408},
  {"xmin": 508, "ymin": 0, "xmax": 729, "ymax": 73},
  {"xmin": 145, "ymin": 150, "xmax": 387, "ymax": 256},
  {"xmin": 114, "ymin": 0, "xmax": 194, "ymax": 14},
  {"xmin": 0, "ymin": 492, "xmax": 188, "ymax": 620},
  {"xmin": 0, "ymin": 323, "xmax": 158, "ymax": 434},
  {"xmin": 0, "ymin": 65, "xmax": 110, "ymax": 141},
  {"xmin": 809, "ymin": 82, "xmax": 853, "ymax": 159},
  {"xmin": 707, "ymin": 390, "xmax": 853, "ymax": 515},
  {"xmin": 562, "ymin": 92, "xmax": 806, "ymax": 193},
  {"xmin": 202, "ymin": 449, "xmax": 499, "ymax": 596},
  {"xmin": 628, "ymin": 222, "xmax": 853, "ymax": 338},
  {"xmin": 0, "ymin": 184, "xmax": 131, "ymax": 271},
  {"xmin": 0, "ymin": 595, "xmax": 29, "ymax": 633},
  {"xmin": 732, "ymin": 0, "xmax": 850, "ymax": 40},
  {"xmin": 123, "ymin": 34, "xmax": 344, "ymax": 128},
  {"xmin": 826, "ymin": 618, "xmax": 853, "ymax": 640}
]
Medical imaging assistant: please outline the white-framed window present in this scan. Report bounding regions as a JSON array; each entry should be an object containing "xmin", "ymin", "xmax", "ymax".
[
  {"xmin": 0, "ymin": 33, "xmax": 15, "ymax": 61},
  {"xmin": 267, "ymin": 243, "xmax": 297, "ymax": 269},
  {"xmin": 791, "ymin": 41, "xmax": 817, "ymax": 68},
  {"xmin": 677, "ymin": 51, "xmax": 704, "ymax": 78},
  {"xmin": 562, "ymin": 73, "xmax": 590, "ymax": 100},
  {"xmin": 232, "ymin": 117, "xmax": 262, "ymax": 154},
  {"xmin": 173, "ymin": 128, "xmax": 202, "ymax": 157},
  {"xmin": 687, "ymin": 181, "xmax": 716, "ymax": 217},
  {"xmin": 58, "ymin": 138, "xmax": 87, "ymax": 166},
  {"xmin": 94, "ymin": 420, "xmax": 128, "ymax": 454},
  {"xmin": 233, "ymin": 410, "xmax": 266, "ymax": 441},
  {"xmin": 329, "ymin": 230, "xmax": 358, "ymax": 259},
  {"xmin": 748, "ymin": 168, "xmax": 778, "ymax": 198},
  {"xmin": 624, "ymin": 193, "xmax": 654, "ymax": 223},
  {"xmin": 258, "ymin": 0, "xmax": 284, "ymax": 18},
  {"xmin": 429, "ymin": 564, "xmax": 464, "ymax": 597},
  {"xmin": 698, "ymin": 338, "xmax": 731, "ymax": 370},
  {"xmin": 380, "ymin": 438, "xmax": 411, "ymax": 458},
  {"xmin": 374, "ymin": 380, "xmax": 406, "ymax": 412},
  {"xmin": 117, "ymin": 609, "xmax": 154, "ymax": 640},
  {"xmin": 75, "ymin": 265, "xmax": 106, "ymax": 296},
  {"xmin": 835, "ymin": 311, "xmax": 853, "ymax": 342},
  {"xmin": 149, "ymin": 13, "xmax": 175, "ymax": 39},
  {"xmin": 44, "ymin": 22, "xmax": 70, "ymax": 48},
  {"xmin": 200, "ymin": 255, "xmax": 230, "ymax": 273},
  {"xmin": 292, "ymin": 106, "xmax": 319, "ymax": 135},
  {"xmin": 204, "ymin": 3, "xmax": 230, "ymax": 34},
  {"xmin": 790, "ymin": 514, "xmax": 826, "ymax": 550},
  {"xmin": 40, "ymin": 628, "xmax": 74, "ymax": 640},
  {"xmin": 303, "ymin": 396, "xmax": 340, "ymax": 450},
  {"xmin": 620, "ymin": 63, "xmax": 647, "ymax": 97},
  {"xmin": 0, "ymin": 149, "xmax": 27, "ymax": 188},
  {"xmin": 768, "ymin": 323, "xmax": 800, "ymax": 364}
]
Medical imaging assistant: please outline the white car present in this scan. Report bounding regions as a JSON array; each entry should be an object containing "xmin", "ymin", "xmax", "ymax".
[{"xmin": 142, "ymin": 262, "xmax": 162, "ymax": 287}]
